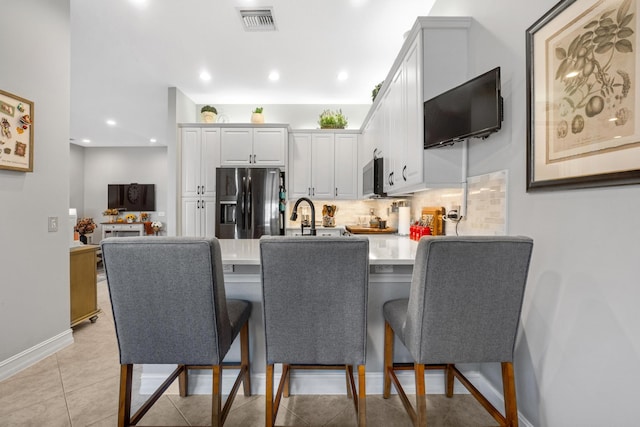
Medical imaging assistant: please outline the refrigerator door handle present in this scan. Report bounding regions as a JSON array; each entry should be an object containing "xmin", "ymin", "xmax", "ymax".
[
  {"xmin": 247, "ymin": 176, "xmax": 252, "ymax": 230},
  {"xmin": 241, "ymin": 176, "xmax": 247, "ymax": 230}
]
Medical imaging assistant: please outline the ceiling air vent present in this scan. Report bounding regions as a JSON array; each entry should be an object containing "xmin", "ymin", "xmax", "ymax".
[{"xmin": 238, "ymin": 8, "xmax": 277, "ymax": 32}]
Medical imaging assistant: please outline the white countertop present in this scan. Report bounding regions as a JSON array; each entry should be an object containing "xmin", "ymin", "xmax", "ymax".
[{"xmin": 219, "ymin": 235, "xmax": 418, "ymax": 265}]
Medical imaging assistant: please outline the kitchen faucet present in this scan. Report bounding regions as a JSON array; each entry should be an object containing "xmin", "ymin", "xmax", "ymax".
[{"xmin": 290, "ymin": 197, "xmax": 316, "ymax": 236}]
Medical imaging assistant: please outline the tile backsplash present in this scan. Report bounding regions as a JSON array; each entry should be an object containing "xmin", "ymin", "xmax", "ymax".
[{"xmin": 286, "ymin": 170, "xmax": 506, "ymax": 235}]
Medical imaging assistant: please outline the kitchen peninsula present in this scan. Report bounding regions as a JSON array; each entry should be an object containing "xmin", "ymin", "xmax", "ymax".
[{"xmin": 144, "ymin": 235, "xmax": 447, "ymax": 397}]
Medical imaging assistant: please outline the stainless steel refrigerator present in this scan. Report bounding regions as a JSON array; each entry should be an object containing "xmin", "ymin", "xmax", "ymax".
[{"xmin": 215, "ymin": 168, "xmax": 283, "ymax": 239}]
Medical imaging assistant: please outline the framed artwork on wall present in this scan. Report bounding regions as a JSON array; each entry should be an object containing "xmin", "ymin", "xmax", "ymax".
[
  {"xmin": 0, "ymin": 89, "xmax": 34, "ymax": 172},
  {"xmin": 526, "ymin": 0, "xmax": 640, "ymax": 190}
]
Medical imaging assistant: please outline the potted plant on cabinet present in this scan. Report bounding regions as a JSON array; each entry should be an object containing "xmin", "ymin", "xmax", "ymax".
[
  {"xmin": 318, "ymin": 109, "xmax": 348, "ymax": 129},
  {"xmin": 200, "ymin": 105, "xmax": 218, "ymax": 123},
  {"xmin": 251, "ymin": 107, "xmax": 264, "ymax": 124}
]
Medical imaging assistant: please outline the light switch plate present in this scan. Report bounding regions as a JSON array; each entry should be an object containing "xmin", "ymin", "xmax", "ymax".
[{"xmin": 48, "ymin": 216, "xmax": 58, "ymax": 232}]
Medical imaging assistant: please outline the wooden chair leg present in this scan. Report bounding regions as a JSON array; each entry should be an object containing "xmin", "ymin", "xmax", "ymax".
[
  {"xmin": 118, "ymin": 364, "xmax": 133, "ymax": 427},
  {"xmin": 240, "ymin": 322, "xmax": 251, "ymax": 396},
  {"xmin": 266, "ymin": 364, "xmax": 275, "ymax": 427},
  {"xmin": 383, "ymin": 321, "xmax": 394, "ymax": 398},
  {"xmin": 346, "ymin": 365, "xmax": 353, "ymax": 398},
  {"xmin": 502, "ymin": 362, "xmax": 519, "ymax": 427},
  {"xmin": 178, "ymin": 364, "xmax": 188, "ymax": 397},
  {"xmin": 415, "ymin": 363, "xmax": 427, "ymax": 427},
  {"xmin": 283, "ymin": 363, "xmax": 291, "ymax": 397},
  {"xmin": 445, "ymin": 364, "xmax": 454, "ymax": 398},
  {"xmin": 357, "ymin": 364, "xmax": 367, "ymax": 427},
  {"xmin": 211, "ymin": 365, "xmax": 222, "ymax": 427}
]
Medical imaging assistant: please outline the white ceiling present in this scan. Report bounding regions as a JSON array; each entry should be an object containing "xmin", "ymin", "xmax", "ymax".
[{"xmin": 70, "ymin": 0, "xmax": 435, "ymax": 147}]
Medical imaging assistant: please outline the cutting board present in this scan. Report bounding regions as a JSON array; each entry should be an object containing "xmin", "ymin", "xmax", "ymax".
[
  {"xmin": 345, "ymin": 225, "xmax": 397, "ymax": 234},
  {"xmin": 421, "ymin": 207, "xmax": 445, "ymax": 235}
]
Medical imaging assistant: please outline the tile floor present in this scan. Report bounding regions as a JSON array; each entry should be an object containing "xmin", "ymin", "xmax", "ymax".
[{"xmin": 0, "ymin": 274, "xmax": 497, "ymax": 426}]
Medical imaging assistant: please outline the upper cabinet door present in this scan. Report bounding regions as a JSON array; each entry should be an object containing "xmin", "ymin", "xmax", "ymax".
[
  {"xmin": 201, "ymin": 128, "xmax": 220, "ymax": 198},
  {"xmin": 181, "ymin": 128, "xmax": 202, "ymax": 198},
  {"xmin": 252, "ymin": 128, "xmax": 286, "ymax": 166},
  {"xmin": 220, "ymin": 128, "xmax": 253, "ymax": 165},
  {"xmin": 289, "ymin": 133, "xmax": 312, "ymax": 198},
  {"xmin": 334, "ymin": 134, "xmax": 358, "ymax": 200},
  {"xmin": 310, "ymin": 133, "xmax": 335, "ymax": 199},
  {"xmin": 402, "ymin": 36, "xmax": 423, "ymax": 187}
]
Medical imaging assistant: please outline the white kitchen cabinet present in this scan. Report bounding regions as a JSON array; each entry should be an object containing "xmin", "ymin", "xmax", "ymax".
[
  {"xmin": 333, "ymin": 134, "xmax": 358, "ymax": 199},
  {"xmin": 310, "ymin": 133, "xmax": 334, "ymax": 198},
  {"xmin": 181, "ymin": 197, "xmax": 216, "ymax": 238},
  {"xmin": 288, "ymin": 131, "xmax": 359, "ymax": 200},
  {"xmin": 179, "ymin": 126, "xmax": 220, "ymax": 237},
  {"xmin": 180, "ymin": 127, "xmax": 220, "ymax": 198},
  {"xmin": 220, "ymin": 127, "xmax": 286, "ymax": 166},
  {"xmin": 363, "ymin": 17, "xmax": 470, "ymax": 194}
]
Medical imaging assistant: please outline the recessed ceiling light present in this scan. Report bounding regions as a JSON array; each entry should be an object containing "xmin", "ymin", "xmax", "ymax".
[
  {"xmin": 82, "ymin": 139, "xmax": 91, "ymax": 143},
  {"xmin": 200, "ymin": 71, "xmax": 211, "ymax": 81},
  {"xmin": 106, "ymin": 119, "xmax": 116, "ymax": 126},
  {"xmin": 269, "ymin": 70, "xmax": 280, "ymax": 81},
  {"xmin": 150, "ymin": 138, "xmax": 157, "ymax": 143},
  {"xmin": 337, "ymin": 71, "xmax": 349, "ymax": 81}
]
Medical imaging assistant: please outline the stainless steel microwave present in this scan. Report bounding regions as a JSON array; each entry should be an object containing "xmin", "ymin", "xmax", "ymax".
[{"xmin": 363, "ymin": 157, "xmax": 386, "ymax": 198}]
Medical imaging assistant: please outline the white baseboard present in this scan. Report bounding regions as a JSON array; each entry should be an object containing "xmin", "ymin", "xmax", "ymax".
[
  {"xmin": 0, "ymin": 329, "xmax": 74, "ymax": 381},
  {"xmin": 141, "ymin": 367, "xmax": 532, "ymax": 426}
]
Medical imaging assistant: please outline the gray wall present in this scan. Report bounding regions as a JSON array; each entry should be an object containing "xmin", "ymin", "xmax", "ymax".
[
  {"xmin": 430, "ymin": 1, "xmax": 640, "ymax": 425},
  {"xmin": 0, "ymin": 0, "xmax": 71, "ymax": 365},
  {"xmin": 81, "ymin": 146, "xmax": 168, "ymax": 240}
]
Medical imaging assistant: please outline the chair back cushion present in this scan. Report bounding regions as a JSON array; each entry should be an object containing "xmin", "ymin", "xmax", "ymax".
[
  {"xmin": 101, "ymin": 237, "xmax": 232, "ymax": 365},
  {"xmin": 404, "ymin": 236, "xmax": 533, "ymax": 364},
  {"xmin": 260, "ymin": 236, "xmax": 369, "ymax": 365}
]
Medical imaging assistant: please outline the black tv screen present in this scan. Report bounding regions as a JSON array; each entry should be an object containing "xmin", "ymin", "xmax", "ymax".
[
  {"xmin": 424, "ymin": 67, "xmax": 503, "ymax": 149},
  {"xmin": 108, "ymin": 184, "xmax": 155, "ymax": 212}
]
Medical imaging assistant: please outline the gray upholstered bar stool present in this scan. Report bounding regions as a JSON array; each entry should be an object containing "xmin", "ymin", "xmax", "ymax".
[
  {"xmin": 259, "ymin": 236, "xmax": 370, "ymax": 427},
  {"xmin": 383, "ymin": 236, "xmax": 533, "ymax": 427},
  {"xmin": 101, "ymin": 237, "xmax": 252, "ymax": 427}
]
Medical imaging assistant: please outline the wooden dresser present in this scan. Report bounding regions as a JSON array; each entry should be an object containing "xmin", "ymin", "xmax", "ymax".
[{"xmin": 70, "ymin": 245, "xmax": 101, "ymax": 327}]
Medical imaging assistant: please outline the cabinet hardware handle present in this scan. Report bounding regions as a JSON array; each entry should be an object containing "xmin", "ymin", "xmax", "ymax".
[
  {"xmin": 197, "ymin": 200, "xmax": 200, "ymax": 209},
  {"xmin": 335, "ymin": 187, "xmax": 338, "ymax": 197},
  {"xmin": 253, "ymin": 154, "xmax": 256, "ymax": 163},
  {"xmin": 402, "ymin": 165, "xmax": 407, "ymax": 181},
  {"xmin": 201, "ymin": 185, "xmax": 205, "ymax": 193},
  {"xmin": 249, "ymin": 154, "xmax": 252, "ymax": 163},
  {"xmin": 390, "ymin": 172, "xmax": 394, "ymax": 186},
  {"xmin": 312, "ymin": 187, "xmax": 315, "ymax": 196},
  {"xmin": 308, "ymin": 187, "xmax": 311, "ymax": 196},
  {"xmin": 197, "ymin": 185, "xmax": 200, "ymax": 195}
]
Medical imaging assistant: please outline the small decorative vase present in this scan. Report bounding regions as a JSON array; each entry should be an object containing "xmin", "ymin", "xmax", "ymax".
[
  {"xmin": 201, "ymin": 111, "xmax": 217, "ymax": 123},
  {"xmin": 79, "ymin": 234, "xmax": 87, "ymax": 244},
  {"xmin": 251, "ymin": 113, "xmax": 264, "ymax": 124}
]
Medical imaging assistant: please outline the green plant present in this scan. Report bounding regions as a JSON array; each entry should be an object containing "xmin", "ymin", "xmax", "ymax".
[
  {"xmin": 372, "ymin": 81, "xmax": 384, "ymax": 102},
  {"xmin": 318, "ymin": 109, "xmax": 348, "ymax": 129},
  {"xmin": 200, "ymin": 105, "xmax": 217, "ymax": 114},
  {"xmin": 253, "ymin": 107, "xmax": 263, "ymax": 114}
]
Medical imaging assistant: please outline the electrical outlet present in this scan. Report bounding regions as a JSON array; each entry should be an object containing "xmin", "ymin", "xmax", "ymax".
[
  {"xmin": 447, "ymin": 205, "xmax": 461, "ymax": 220},
  {"xmin": 157, "ymin": 211, "xmax": 166, "ymax": 217},
  {"xmin": 48, "ymin": 216, "xmax": 58, "ymax": 232},
  {"xmin": 222, "ymin": 264, "xmax": 234, "ymax": 273}
]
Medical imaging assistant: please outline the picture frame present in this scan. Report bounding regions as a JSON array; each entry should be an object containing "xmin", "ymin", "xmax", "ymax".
[
  {"xmin": 526, "ymin": 0, "xmax": 640, "ymax": 190},
  {"xmin": 0, "ymin": 89, "xmax": 34, "ymax": 172}
]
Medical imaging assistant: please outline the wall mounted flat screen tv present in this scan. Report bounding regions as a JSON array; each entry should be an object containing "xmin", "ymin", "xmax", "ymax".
[
  {"xmin": 108, "ymin": 183, "xmax": 155, "ymax": 211},
  {"xmin": 424, "ymin": 67, "xmax": 503, "ymax": 149}
]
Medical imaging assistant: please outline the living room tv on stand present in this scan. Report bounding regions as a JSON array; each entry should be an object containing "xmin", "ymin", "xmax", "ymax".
[
  {"xmin": 424, "ymin": 66, "xmax": 503, "ymax": 149},
  {"xmin": 108, "ymin": 183, "xmax": 156, "ymax": 212}
]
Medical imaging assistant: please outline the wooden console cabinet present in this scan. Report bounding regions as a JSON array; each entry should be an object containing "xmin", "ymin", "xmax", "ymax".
[{"xmin": 70, "ymin": 245, "xmax": 101, "ymax": 327}]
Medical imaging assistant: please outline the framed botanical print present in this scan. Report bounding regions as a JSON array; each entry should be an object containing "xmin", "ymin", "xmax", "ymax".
[{"xmin": 526, "ymin": 0, "xmax": 640, "ymax": 190}]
